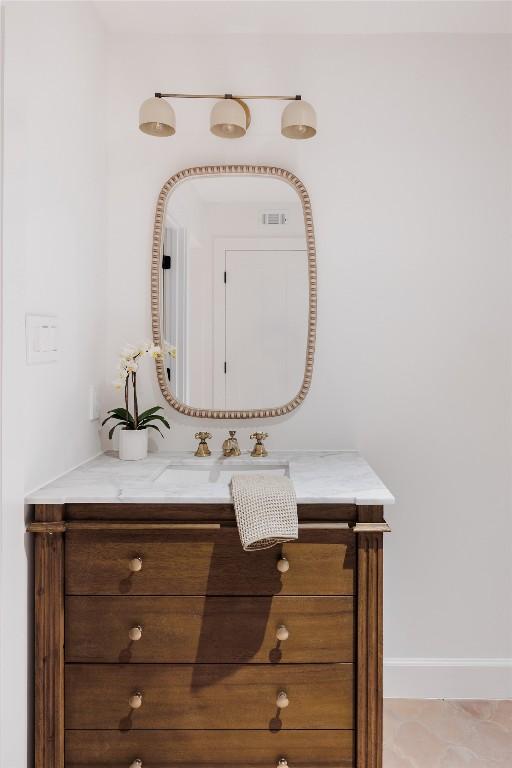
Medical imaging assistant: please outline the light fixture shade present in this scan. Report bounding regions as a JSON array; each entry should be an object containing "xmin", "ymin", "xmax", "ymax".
[
  {"xmin": 281, "ymin": 100, "xmax": 317, "ymax": 139},
  {"xmin": 139, "ymin": 97, "xmax": 176, "ymax": 137},
  {"xmin": 210, "ymin": 99, "xmax": 246, "ymax": 138}
]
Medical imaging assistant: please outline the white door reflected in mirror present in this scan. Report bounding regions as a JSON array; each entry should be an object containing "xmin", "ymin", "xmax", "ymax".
[
  {"xmin": 161, "ymin": 174, "xmax": 310, "ymax": 413},
  {"xmin": 222, "ymin": 243, "xmax": 308, "ymax": 411}
]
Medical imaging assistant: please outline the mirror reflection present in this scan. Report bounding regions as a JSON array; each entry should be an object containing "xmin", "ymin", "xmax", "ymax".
[{"xmin": 161, "ymin": 174, "xmax": 309, "ymax": 412}]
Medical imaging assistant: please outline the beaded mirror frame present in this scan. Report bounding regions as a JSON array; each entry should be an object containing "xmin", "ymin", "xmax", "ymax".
[{"xmin": 151, "ymin": 165, "xmax": 317, "ymax": 419}]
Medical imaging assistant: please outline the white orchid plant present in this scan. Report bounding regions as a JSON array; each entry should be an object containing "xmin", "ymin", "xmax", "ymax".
[{"xmin": 102, "ymin": 342, "xmax": 176, "ymax": 439}]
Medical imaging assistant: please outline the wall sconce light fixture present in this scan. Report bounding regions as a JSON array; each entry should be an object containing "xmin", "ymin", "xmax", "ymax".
[{"xmin": 138, "ymin": 93, "xmax": 317, "ymax": 140}]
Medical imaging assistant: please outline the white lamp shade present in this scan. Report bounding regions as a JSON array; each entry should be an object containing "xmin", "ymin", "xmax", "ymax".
[
  {"xmin": 281, "ymin": 100, "xmax": 316, "ymax": 139},
  {"xmin": 139, "ymin": 97, "xmax": 176, "ymax": 137},
  {"xmin": 210, "ymin": 99, "xmax": 246, "ymax": 138}
]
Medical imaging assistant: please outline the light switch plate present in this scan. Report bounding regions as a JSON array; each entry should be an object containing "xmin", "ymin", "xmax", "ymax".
[{"xmin": 26, "ymin": 314, "xmax": 58, "ymax": 364}]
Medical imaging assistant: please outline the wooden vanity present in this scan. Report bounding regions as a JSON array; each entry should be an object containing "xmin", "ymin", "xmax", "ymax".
[
  {"xmin": 27, "ymin": 164, "xmax": 392, "ymax": 767},
  {"xmin": 30, "ymin": 496, "xmax": 389, "ymax": 768}
]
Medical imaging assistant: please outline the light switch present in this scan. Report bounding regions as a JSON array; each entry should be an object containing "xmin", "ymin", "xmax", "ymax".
[{"xmin": 26, "ymin": 315, "xmax": 58, "ymax": 363}]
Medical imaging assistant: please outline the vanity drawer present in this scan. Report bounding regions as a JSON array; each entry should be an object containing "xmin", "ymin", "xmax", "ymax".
[
  {"xmin": 65, "ymin": 663, "xmax": 354, "ymax": 730},
  {"xmin": 65, "ymin": 729, "xmax": 355, "ymax": 767},
  {"xmin": 65, "ymin": 529, "xmax": 355, "ymax": 596},
  {"xmin": 65, "ymin": 595, "xmax": 354, "ymax": 663}
]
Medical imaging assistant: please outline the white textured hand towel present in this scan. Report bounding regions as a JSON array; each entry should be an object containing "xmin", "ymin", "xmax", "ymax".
[{"xmin": 231, "ymin": 473, "xmax": 298, "ymax": 551}]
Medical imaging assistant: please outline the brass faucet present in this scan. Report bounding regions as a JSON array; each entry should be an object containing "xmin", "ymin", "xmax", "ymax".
[
  {"xmin": 222, "ymin": 430, "xmax": 241, "ymax": 457},
  {"xmin": 194, "ymin": 432, "xmax": 212, "ymax": 457},
  {"xmin": 250, "ymin": 432, "xmax": 269, "ymax": 457}
]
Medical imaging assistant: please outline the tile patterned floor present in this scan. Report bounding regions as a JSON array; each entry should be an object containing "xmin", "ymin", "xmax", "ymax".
[{"xmin": 384, "ymin": 700, "xmax": 512, "ymax": 767}]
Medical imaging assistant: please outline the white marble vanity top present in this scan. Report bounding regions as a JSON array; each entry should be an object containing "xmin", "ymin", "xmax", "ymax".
[{"xmin": 26, "ymin": 450, "xmax": 394, "ymax": 506}]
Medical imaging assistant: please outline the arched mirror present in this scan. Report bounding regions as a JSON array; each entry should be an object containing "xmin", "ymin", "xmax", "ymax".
[{"xmin": 151, "ymin": 165, "xmax": 316, "ymax": 418}]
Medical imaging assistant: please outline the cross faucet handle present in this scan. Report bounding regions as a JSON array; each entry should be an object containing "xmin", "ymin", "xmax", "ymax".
[
  {"xmin": 194, "ymin": 432, "xmax": 212, "ymax": 457},
  {"xmin": 250, "ymin": 432, "xmax": 269, "ymax": 457}
]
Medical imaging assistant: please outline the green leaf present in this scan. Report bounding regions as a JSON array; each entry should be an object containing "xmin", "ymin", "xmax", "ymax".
[
  {"xmin": 102, "ymin": 414, "xmax": 132, "ymax": 428},
  {"xmin": 108, "ymin": 407, "xmax": 134, "ymax": 424},
  {"xmin": 137, "ymin": 405, "xmax": 163, "ymax": 421},
  {"xmin": 143, "ymin": 423, "xmax": 164, "ymax": 438},
  {"xmin": 108, "ymin": 423, "xmax": 126, "ymax": 440},
  {"xmin": 138, "ymin": 413, "xmax": 170, "ymax": 430},
  {"xmin": 150, "ymin": 414, "xmax": 170, "ymax": 429}
]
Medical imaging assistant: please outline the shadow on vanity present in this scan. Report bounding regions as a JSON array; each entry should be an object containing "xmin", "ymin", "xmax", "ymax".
[
  {"xmin": 190, "ymin": 529, "xmax": 355, "ymax": 692},
  {"xmin": 191, "ymin": 536, "xmax": 280, "ymax": 689}
]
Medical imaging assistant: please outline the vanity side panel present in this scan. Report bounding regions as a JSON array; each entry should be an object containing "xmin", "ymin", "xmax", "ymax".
[
  {"xmin": 34, "ymin": 504, "xmax": 65, "ymax": 768},
  {"xmin": 357, "ymin": 530, "xmax": 383, "ymax": 768},
  {"xmin": 357, "ymin": 505, "xmax": 384, "ymax": 524}
]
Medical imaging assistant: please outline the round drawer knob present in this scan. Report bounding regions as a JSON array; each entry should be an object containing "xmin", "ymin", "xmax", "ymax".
[
  {"xmin": 130, "ymin": 761, "xmax": 143, "ymax": 768},
  {"xmin": 276, "ymin": 556, "xmax": 289, "ymax": 573},
  {"xmin": 129, "ymin": 557, "xmax": 143, "ymax": 573},
  {"xmin": 128, "ymin": 625, "xmax": 143, "ymax": 642},
  {"xmin": 128, "ymin": 691, "xmax": 143, "ymax": 709},
  {"xmin": 276, "ymin": 690, "xmax": 289, "ymax": 709},
  {"xmin": 277, "ymin": 760, "xmax": 289, "ymax": 768},
  {"xmin": 276, "ymin": 625, "xmax": 289, "ymax": 642}
]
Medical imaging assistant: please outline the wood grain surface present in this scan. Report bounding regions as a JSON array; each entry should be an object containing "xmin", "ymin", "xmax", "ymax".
[
  {"xmin": 66, "ymin": 502, "xmax": 358, "ymax": 523},
  {"xmin": 65, "ymin": 728, "xmax": 354, "ymax": 767},
  {"xmin": 65, "ymin": 529, "xmax": 355, "ymax": 596},
  {"xmin": 357, "ymin": 533, "xmax": 383, "ymax": 768},
  {"xmin": 34, "ymin": 504, "xmax": 65, "ymax": 768},
  {"xmin": 65, "ymin": 663, "xmax": 354, "ymax": 730},
  {"xmin": 65, "ymin": 595, "xmax": 354, "ymax": 663}
]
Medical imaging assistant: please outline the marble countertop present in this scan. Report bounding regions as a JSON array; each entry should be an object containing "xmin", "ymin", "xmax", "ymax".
[{"xmin": 26, "ymin": 450, "xmax": 394, "ymax": 506}]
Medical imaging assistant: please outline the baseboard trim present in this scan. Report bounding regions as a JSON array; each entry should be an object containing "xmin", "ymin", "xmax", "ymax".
[{"xmin": 384, "ymin": 658, "xmax": 512, "ymax": 699}]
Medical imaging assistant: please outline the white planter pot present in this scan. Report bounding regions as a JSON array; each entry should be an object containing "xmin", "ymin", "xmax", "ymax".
[{"xmin": 118, "ymin": 429, "xmax": 148, "ymax": 461}]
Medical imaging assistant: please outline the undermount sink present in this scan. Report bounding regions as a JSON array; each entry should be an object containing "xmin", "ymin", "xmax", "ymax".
[{"xmin": 154, "ymin": 461, "xmax": 289, "ymax": 487}]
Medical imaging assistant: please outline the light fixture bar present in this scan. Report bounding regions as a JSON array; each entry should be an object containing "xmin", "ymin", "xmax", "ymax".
[
  {"xmin": 155, "ymin": 92, "xmax": 301, "ymax": 101},
  {"xmin": 139, "ymin": 92, "xmax": 315, "ymax": 139}
]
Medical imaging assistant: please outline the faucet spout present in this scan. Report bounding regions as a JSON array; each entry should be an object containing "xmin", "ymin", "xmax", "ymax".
[{"xmin": 222, "ymin": 430, "xmax": 241, "ymax": 457}]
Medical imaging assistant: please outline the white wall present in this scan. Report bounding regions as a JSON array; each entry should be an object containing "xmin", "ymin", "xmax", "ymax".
[
  {"xmin": 204, "ymin": 200, "xmax": 305, "ymax": 240},
  {"xmin": 1, "ymin": 22, "xmax": 511, "ymax": 768},
  {"xmin": 1, "ymin": 2, "xmax": 107, "ymax": 765},
  {"xmin": 104, "ymin": 31, "xmax": 512, "ymax": 697}
]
